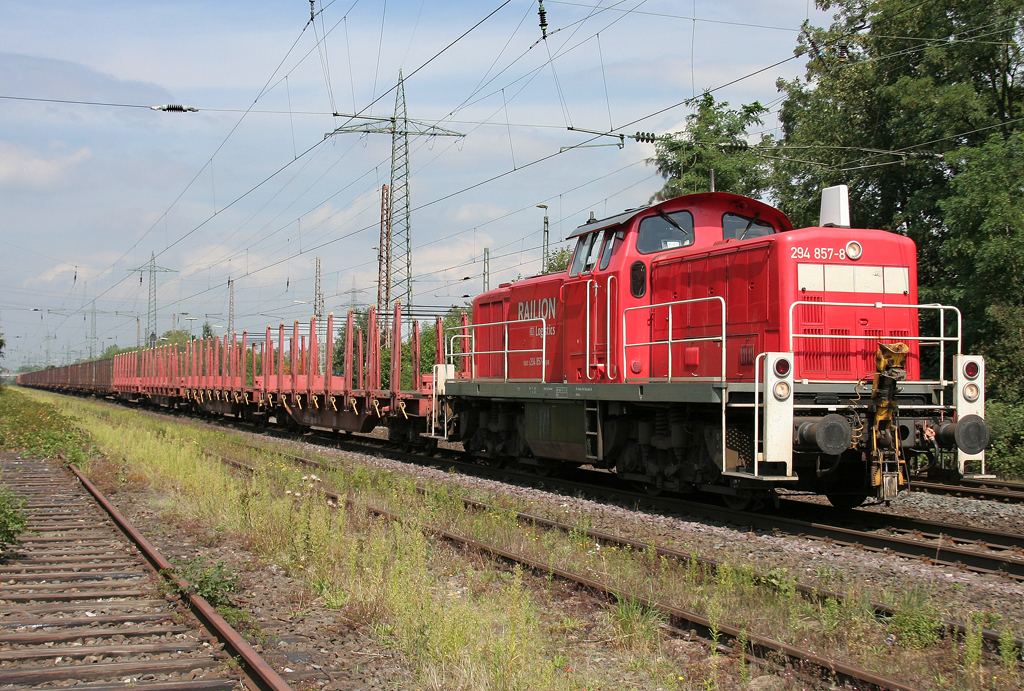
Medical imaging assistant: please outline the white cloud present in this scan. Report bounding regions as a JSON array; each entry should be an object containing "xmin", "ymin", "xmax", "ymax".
[{"xmin": 0, "ymin": 141, "xmax": 91, "ymax": 189}]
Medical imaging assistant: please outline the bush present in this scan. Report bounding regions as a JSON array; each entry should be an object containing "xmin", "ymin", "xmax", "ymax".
[
  {"xmin": 984, "ymin": 401, "xmax": 1024, "ymax": 479},
  {"xmin": 0, "ymin": 487, "xmax": 28, "ymax": 551}
]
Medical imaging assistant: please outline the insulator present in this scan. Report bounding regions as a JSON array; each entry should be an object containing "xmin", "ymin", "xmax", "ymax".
[
  {"xmin": 720, "ymin": 140, "xmax": 749, "ymax": 153},
  {"xmin": 633, "ymin": 132, "xmax": 657, "ymax": 143},
  {"xmin": 538, "ymin": 1, "xmax": 548, "ymax": 38}
]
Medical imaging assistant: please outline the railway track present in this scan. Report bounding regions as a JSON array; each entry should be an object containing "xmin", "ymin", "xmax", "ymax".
[
  {"xmin": 0, "ymin": 452, "xmax": 291, "ymax": 691},
  {"xmin": 910, "ymin": 477, "xmax": 1024, "ymax": 504},
  {"xmin": 235, "ymin": 441, "xmax": 1024, "ymax": 657},
  {"xmin": 88, "ymin": 400, "xmax": 1024, "ymax": 583},
  {"xmin": 288, "ymin": 430, "xmax": 1024, "ymax": 581},
  {"xmin": 209, "ymin": 446, "xmax": 925, "ymax": 691}
]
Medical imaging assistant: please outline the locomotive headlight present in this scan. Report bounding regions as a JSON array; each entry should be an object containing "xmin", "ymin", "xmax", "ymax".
[
  {"xmin": 845, "ymin": 241, "xmax": 863, "ymax": 260},
  {"xmin": 773, "ymin": 381, "xmax": 791, "ymax": 401},
  {"xmin": 963, "ymin": 383, "xmax": 980, "ymax": 403}
]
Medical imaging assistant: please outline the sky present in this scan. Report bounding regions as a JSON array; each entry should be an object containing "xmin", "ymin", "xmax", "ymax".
[{"xmin": 0, "ymin": 0, "xmax": 831, "ymax": 369}]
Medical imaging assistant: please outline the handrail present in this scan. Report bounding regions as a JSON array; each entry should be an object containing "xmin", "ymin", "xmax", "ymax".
[
  {"xmin": 585, "ymin": 279, "xmax": 595, "ymax": 381},
  {"xmin": 753, "ymin": 352, "xmax": 767, "ymax": 477},
  {"xmin": 606, "ymin": 275, "xmax": 617, "ymax": 379},
  {"xmin": 787, "ymin": 301, "xmax": 962, "ymax": 386},
  {"xmin": 621, "ymin": 296, "xmax": 728, "ymax": 382},
  {"xmin": 445, "ymin": 318, "xmax": 547, "ymax": 382}
]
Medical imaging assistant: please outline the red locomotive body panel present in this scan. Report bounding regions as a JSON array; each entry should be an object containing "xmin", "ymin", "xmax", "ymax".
[{"xmin": 468, "ymin": 192, "xmax": 920, "ymax": 386}]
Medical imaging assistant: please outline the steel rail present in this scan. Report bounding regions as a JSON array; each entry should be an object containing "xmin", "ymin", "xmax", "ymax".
[
  {"xmin": 243, "ymin": 441, "xmax": 1024, "ymax": 655},
  {"xmin": 910, "ymin": 479, "xmax": 1024, "ymax": 505},
  {"xmin": 288, "ymin": 431, "xmax": 1024, "ymax": 580},
  {"xmin": 209, "ymin": 450, "xmax": 922, "ymax": 691},
  {"xmin": 70, "ymin": 465, "xmax": 294, "ymax": 691},
  {"xmin": 35, "ymin": 395, "xmax": 1023, "ymax": 655}
]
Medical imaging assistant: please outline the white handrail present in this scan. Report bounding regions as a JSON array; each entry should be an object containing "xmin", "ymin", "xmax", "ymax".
[
  {"xmin": 752, "ymin": 352, "xmax": 767, "ymax": 477},
  {"xmin": 621, "ymin": 296, "xmax": 728, "ymax": 381},
  {"xmin": 445, "ymin": 318, "xmax": 548, "ymax": 382},
  {"xmin": 787, "ymin": 301, "xmax": 962, "ymax": 384}
]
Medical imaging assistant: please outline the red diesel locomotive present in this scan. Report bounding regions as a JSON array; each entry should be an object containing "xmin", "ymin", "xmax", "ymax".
[
  {"xmin": 441, "ymin": 185, "xmax": 989, "ymax": 508},
  {"xmin": 19, "ymin": 186, "xmax": 989, "ymax": 509}
]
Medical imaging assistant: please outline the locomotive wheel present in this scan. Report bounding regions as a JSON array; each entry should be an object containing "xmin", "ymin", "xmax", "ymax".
[
  {"xmin": 825, "ymin": 493, "xmax": 868, "ymax": 510},
  {"xmin": 420, "ymin": 437, "xmax": 438, "ymax": 456},
  {"xmin": 534, "ymin": 459, "xmax": 562, "ymax": 478},
  {"xmin": 722, "ymin": 494, "xmax": 753, "ymax": 511}
]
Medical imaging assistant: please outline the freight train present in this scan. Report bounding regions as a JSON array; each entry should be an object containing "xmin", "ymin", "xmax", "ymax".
[{"xmin": 20, "ymin": 186, "xmax": 989, "ymax": 509}]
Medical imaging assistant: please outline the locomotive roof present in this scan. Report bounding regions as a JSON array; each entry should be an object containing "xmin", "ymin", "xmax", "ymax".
[
  {"xmin": 568, "ymin": 193, "xmax": 793, "ymax": 238},
  {"xmin": 568, "ymin": 206, "xmax": 650, "ymax": 238}
]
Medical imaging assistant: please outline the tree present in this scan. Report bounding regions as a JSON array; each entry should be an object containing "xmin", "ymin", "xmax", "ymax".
[
  {"xmin": 650, "ymin": 92, "xmax": 769, "ymax": 201},
  {"xmin": 770, "ymin": 0, "xmax": 1024, "ymax": 292},
  {"xmin": 0, "ymin": 333, "xmax": 5, "ymax": 360},
  {"xmin": 158, "ymin": 329, "xmax": 191, "ymax": 347},
  {"xmin": 939, "ymin": 133, "xmax": 1024, "ymax": 401},
  {"xmin": 201, "ymin": 322, "xmax": 215, "ymax": 339},
  {"xmin": 546, "ymin": 246, "xmax": 573, "ymax": 272}
]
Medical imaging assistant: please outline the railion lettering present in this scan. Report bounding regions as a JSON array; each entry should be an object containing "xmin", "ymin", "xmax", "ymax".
[{"xmin": 517, "ymin": 297, "xmax": 557, "ymax": 322}]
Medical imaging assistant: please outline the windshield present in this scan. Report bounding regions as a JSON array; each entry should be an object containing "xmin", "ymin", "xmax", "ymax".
[
  {"xmin": 636, "ymin": 211, "xmax": 694, "ymax": 254},
  {"xmin": 723, "ymin": 212, "xmax": 775, "ymax": 240}
]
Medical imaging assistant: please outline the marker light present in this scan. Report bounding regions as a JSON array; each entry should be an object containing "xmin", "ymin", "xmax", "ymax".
[
  {"xmin": 963, "ymin": 383, "xmax": 980, "ymax": 403},
  {"xmin": 774, "ymin": 358, "xmax": 791, "ymax": 377},
  {"xmin": 845, "ymin": 241, "xmax": 863, "ymax": 260},
  {"xmin": 773, "ymin": 381, "xmax": 791, "ymax": 400},
  {"xmin": 963, "ymin": 361, "xmax": 980, "ymax": 380}
]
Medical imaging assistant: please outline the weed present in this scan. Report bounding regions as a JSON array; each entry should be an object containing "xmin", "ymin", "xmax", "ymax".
[
  {"xmin": 736, "ymin": 628, "xmax": 749, "ymax": 684},
  {"xmin": 964, "ymin": 612, "xmax": 985, "ymax": 676},
  {"xmin": 171, "ymin": 557, "xmax": 241, "ymax": 608},
  {"xmin": 609, "ymin": 597, "xmax": 664, "ymax": 656},
  {"xmin": 217, "ymin": 605, "xmax": 267, "ymax": 643},
  {"xmin": 1000, "ymin": 626, "xmax": 1020, "ymax": 680},
  {"xmin": 0, "ymin": 487, "xmax": 28, "ymax": 551},
  {"xmin": 887, "ymin": 587, "xmax": 940, "ymax": 649},
  {"xmin": 0, "ymin": 388, "xmax": 90, "ymax": 464}
]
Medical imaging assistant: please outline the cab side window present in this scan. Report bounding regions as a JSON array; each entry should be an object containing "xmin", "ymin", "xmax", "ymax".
[
  {"xmin": 636, "ymin": 211, "xmax": 694, "ymax": 254},
  {"xmin": 598, "ymin": 229, "xmax": 619, "ymax": 270},
  {"xmin": 723, "ymin": 212, "xmax": 775, "ymax": 240},
  {"xmin": 569, "ymin": 232, "xmax": 602, "ymax": 276}
]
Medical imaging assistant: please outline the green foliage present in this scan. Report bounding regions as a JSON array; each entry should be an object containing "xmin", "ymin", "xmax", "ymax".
[
  {"xmin": 750, "ymin": 0, "xmax": 1024, "ymax": 464},
  {"xmin": 333, "ymin": 306, "xmax": 470, "ymax": 389},
  {"xmin": 984, "ymin": 401, "xmax": 1024, "ymax": 478},
  {"xmin": 887, "ymin": 588, "xmax": 941, "ymax": 649},
  {"xmin": 0, "ymin": 487, "xmax": 28, "ymax": 551},
  {"xmin": 201, "ymin": 321, "xmax": 215, "ymax": 339},
  {"xmin": 158, "ymin": 329, "xmax": 193, "ymax": 347},
  {"xmin": 545, "ymin": 246, "xmax": 573, "ymax": 273},
  {"xmin": 650, "ymin": 92, "xmax": 769, "ymax": 200},
  {"xmin": 0, "ymin": 389, "xmax": 90, "ymax": 464},
  {"xmin": 170, "ymin": 557, "xmax": 240, "ymax": 608}
]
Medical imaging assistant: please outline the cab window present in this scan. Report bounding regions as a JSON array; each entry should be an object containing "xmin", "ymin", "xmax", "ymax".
[
  {"xmin": 723, "ymin": 212, "xmax": 775, "ymax": 240},
  {"xmin": 636, "ymin": 211, "xmax": 694, "ymax": 254},
  {"xmin": 569, "ymin": 232, "xmax": 603, "ymax": 276},
  {"xmin": 598, "ymin": 229, "xmax": 620, "ymax": 270}
]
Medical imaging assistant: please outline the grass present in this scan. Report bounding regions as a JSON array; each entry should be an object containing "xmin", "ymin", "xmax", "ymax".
[
  {"xmin": 0, "ymin": 387, "xmax": 90, "ymax": 463},
  {"xmin": 11, "ymin": 386, "xmax": 1024, "ymax": 690}
]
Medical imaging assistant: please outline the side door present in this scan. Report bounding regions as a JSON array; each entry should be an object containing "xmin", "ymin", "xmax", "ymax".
[{"xmin": 562, "ymin": 229, "xmax": 616, "ymax": 382}]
